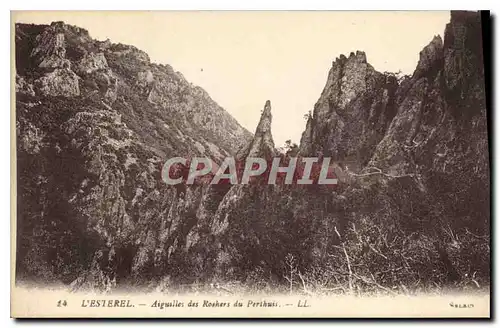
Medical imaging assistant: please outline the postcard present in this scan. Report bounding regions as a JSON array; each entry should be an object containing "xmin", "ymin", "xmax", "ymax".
[{"xmin": 11, "ymin": 10, "xmax": 490, "ymax": 318}]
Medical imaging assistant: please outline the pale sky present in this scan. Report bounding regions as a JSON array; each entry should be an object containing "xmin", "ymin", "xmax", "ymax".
[{"xmin": 13, "ymin": 11, "xmax": 451, "ymax": 147}]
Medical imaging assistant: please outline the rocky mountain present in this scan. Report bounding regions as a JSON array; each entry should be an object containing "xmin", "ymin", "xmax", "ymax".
[
  {"xmin": 15, "ymin": 11, "xmax": 490, "ymax": 294},
  {"xmin": 236, "ymin": 100, "xmax": 276, "ymax": 160},
  {"xmin": 15, "ymin": 21, "xmax": 252, "ymax": 288},
  {"xmin": 184, "ymin": 10, "xmax": 489, "ymax": 292},
  {"xmin": 15, "ymin": 22, "xmax": 252, "ymax": 161},
  {"xmin": 299, "ymin": 50, "xmax": 399, "ymax": 171}
]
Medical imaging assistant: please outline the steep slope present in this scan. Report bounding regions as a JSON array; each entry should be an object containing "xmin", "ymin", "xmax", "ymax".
[
  {"xmin": 15, "ymin": 21, "xmax": 252, "ymax": 288},
  {"xmin": 15, "ymin": 22, "xmax": 252, "ymax": 160}
]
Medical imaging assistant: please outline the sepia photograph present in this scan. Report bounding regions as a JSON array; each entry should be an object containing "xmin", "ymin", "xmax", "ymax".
[{"xmin": 10, "ymin": 10, "xmax": 491, "ymax": 318}]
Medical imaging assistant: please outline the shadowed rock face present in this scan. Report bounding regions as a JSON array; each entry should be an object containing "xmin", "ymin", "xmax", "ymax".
[{"xmin": 15, "ymin": 11, "xmax": 490, "ymax": 292}]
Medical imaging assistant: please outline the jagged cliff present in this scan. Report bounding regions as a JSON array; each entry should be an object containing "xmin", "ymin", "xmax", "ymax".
[
  {"xmin": 184, "ymin": 10, "xmax": 490, "ymax": 291},
  {"xmin": 15, "ymin": 11, "xmax": 489, "ymax": 294},
  {"xmin": 15, "ymin": 21, "xmax": 252, "ymax": 288},
  {"xmin": 236, "ymin": 100, "xmax": 276, "ymax": 159},
  {"xmin": 299, "ymin": 50, "xmax": 399, "ymax": 171}
]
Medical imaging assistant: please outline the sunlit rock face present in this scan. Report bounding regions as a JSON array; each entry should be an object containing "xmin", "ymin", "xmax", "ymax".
[{"xmin": 298, "ymin": 10, "xmax": 489, "ymax": 287}]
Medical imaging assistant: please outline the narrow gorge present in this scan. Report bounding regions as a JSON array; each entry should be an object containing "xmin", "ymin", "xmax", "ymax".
[{"xmin": 15, "ymin": 11, "xmax": 490, "ymax": 295}]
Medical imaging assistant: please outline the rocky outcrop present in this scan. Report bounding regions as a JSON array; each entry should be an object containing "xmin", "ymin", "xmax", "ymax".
[
  {"xmin": 15, "ymin": 21, "xmax": 251, "ymax": 288},
  {"xmin": 30, "ymin": 21, "xmax": 94, "ymax": 69},
  {"xmin": 413, "ymin": 35, "xmax": 444, "ymax": 78},
  {"xmin": 31, "ymin": 29, "xmax": 70, "ymax": 69},
  {"xmin": 367, "ymin": 12, "xmax": 490, "ymax": 252},
  {"xmin": 76, "ymin": 52, "xmax": 108, "ymax": 75},
  {"xmin": 297, "ymin": 10, "xmax": 489, "ymax": 287},
  {"xmin": 136, "ymin": 70, "xmax": 154, "ymax": 88},
  {"xmin": 369, "ymin": 12, "xmax": 487, "ymax": 177},
  {"xmin": 15, "ymin": 12, "xmax": 489, "ymax": 293},
  {"xmin": 15, "ymin": 75, "xmax": 35, "ymax": 97},
  {"xmin": 142, "ymin": 66, "xmax": 252, "ymax": 156},
  {"xmin": 236, "ymin": 100, "xmax": 276, "ymax": 159},
  {"xmin": 34, "ymin": 68, "xmax": 80, "ymax": 97},
  {"xmin": 298, "ymin": 51, "xmax": 398, "ymax": 170},
  {"xmin": 191, "ymin": 10, "xmax": 490, "ymax": 289}
]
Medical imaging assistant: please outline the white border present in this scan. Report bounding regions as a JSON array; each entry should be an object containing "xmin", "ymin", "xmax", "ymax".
[
  {"xmin": 2, "ymin": 1, "xmax": 498, "ymax": 327},
  {"xmin": 4, "ymin": 0, "xmax": 500, "ymax": 10}
]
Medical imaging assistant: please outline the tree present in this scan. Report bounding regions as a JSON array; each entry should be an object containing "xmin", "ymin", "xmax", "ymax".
[{"xmin": 279, "ymin": 140, "xmax": 299, "ymax": 157}]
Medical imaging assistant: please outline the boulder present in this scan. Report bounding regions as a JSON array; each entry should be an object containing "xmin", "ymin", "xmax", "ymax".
[{"xmin": 35, "ymin": 68, "xmax": 80, "ymax": 97}]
